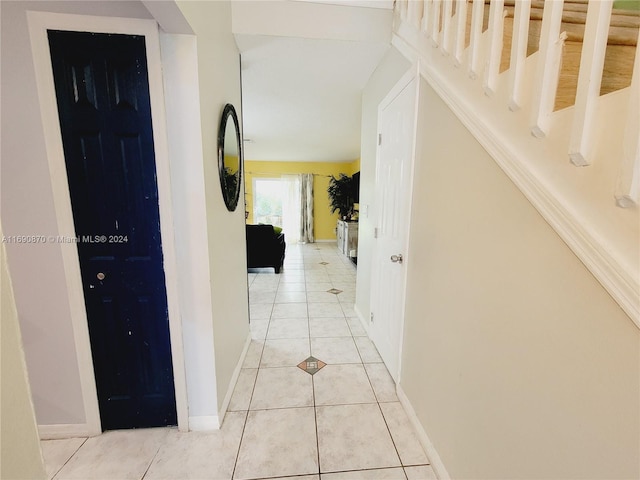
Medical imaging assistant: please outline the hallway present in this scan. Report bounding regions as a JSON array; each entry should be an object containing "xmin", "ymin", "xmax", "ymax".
[{"xmin": 40, "ymin": 242, "xmax": 435, "ymax": 480}]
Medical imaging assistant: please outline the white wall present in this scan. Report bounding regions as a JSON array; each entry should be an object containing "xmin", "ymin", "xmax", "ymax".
[
  {"xmin": 1, "ymin": 234, "xmax": 46, "ymax": 479},
  {"xmin": 400, "ymin": 78, "xmax": 640, "ymax": 478},
  {"xmin": 176, "ymin": 0, "xmax": 250, "ymax": 417},
  {"xmin": 355, "ymin": 47, "xmax": 410, "ymax": 324}
]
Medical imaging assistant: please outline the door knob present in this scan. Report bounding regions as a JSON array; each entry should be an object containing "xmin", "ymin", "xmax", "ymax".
[
  {"xmin": 96, "ymin": 272, "xmax": 106, "ymax": 280},
  {"xmin": 390, "ymin": 254, "xmax": 403, "ymax": 264}
]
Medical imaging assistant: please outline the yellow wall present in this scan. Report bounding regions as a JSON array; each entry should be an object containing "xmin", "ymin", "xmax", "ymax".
[{"xmin": 245, "ymin": 160, "xmax": 359, "ymax": 240}]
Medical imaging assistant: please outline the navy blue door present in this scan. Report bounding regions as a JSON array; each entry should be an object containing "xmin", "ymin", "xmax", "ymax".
[{"xmin": 48, "ymin": 30, "xmax": 177, "ymax": 430}]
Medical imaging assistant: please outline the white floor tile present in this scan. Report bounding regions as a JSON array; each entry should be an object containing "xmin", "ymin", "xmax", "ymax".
[
  {"xmin": 250, "ymin": 319, "xmax": 268, "ymax": 340},
  {"xmin": 275, "ymin": 290, "xmax": 308, "ymax": 303},
  {"xmin": 228, "ymin": 368, "xmax": 258, "ymax": 411},
  {"xmin": 249, "ymin": 290, "xmax": 277, "ymax": 304},
  {"xmin": 307, "ymin": 291, "xmax": 340, "ymax": 303},
  {"xmin": 53, "ymin": 428, "xmax": 169, "ymax": 480},
  {"xmin": 309, "ymin": 318, "xmax": 351, "ymax": 338},
  {"xmin": 267, "ymin": 317, "xmax": 310, "ymax": 339},
  {"xmin": 321, "ymin": 467, "xmax": 407, "ymax": 479},
  {"xmin": 277, "ymin": 282, "xmax": 307, "ymax": 292},
  {"xmin": 40, "ymin": 437, "xmax": 86, "ymax": 480},
  {"xmin": 316, "ymin": 404, "xmax": 401, "ymax": 473},
  {"xmin": 308, "ymin": 302, "xmax": 345, "ymax": 318},
  {"xmin": 234, "ymin": 408, "xmax": 318, "ymax": 480},
  {"xmin": 261, "ymin": 338, "xmax": 311, "ymax": 367},
  {"xmin": 364, "ymin": 363, "xmax": 398, "ymax": 403},
  {"xmin": 145, "ymin": 412, "xmax": 246, "ymax": 479},
  {"xmin": 311, "ymin": 337, "xmax": 361, "ymax": 364},
  {"xmin": 346, "ymin": 317, "xmax": 367, "ymax": 337},
  {"xmin": 272, "ymin": 302, "xmax": 309, "ymax": 319},
  {"xmin": 380, "ymin": 403, "xmax": 429, "ymax": 466},
  {"xmin": 313, "ymin": 364, "xmax": 376, "ymax": 406},
  {"xmin": 354, "ymin": 336, "xmax": 383, "ymax": 363},
  {"xmin": 404, "ymin": 465, "xmax": 437, "ymax": 480},
  {"xmin": 242, "ymin": 340, "xmax": 264, "ymax": 368},
  {"xmin": 249, "ymin": 303, "xmax": 273, "ymax": 320},
  {"xmin": 305, "ymin": 282, "xmax": 334, "ymax": 292},
  {"xmin": 250, "ymin": 366, "xmax": 313, "ymax": 410}
]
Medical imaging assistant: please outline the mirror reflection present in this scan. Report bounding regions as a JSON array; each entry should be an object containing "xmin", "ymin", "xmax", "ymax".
[{"xmin": 218, "ymin": 103, "xmax": 242, "ymax": 211}]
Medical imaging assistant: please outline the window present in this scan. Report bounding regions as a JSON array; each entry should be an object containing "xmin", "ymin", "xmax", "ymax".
[{"xmin": 252, "ymin": 178, "xmax": 283, "ymax": 227}]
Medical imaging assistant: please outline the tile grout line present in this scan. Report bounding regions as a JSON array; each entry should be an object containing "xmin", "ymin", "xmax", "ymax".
[
  {"xmin": 301, "ymin": 246, "xmax": 323, "ymax": 477},
  {"xmin": 231, "ymin": 270, "xmax": 278, "ymax": 480},
  {"xmin": 49, "ymin": 437, "xmax": 89, "ymax": 480}
]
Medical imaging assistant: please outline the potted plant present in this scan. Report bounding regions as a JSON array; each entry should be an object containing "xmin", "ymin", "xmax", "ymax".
[{"xmin": 327, "ymin": 173, "xmax": 357, "ymax": 220}]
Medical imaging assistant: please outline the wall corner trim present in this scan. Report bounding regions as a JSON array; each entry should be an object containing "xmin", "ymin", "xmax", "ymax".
[
  {"xmin": 188, "ymin": 415, "xmax": 220, "ymax": 432},
  {"xmin": 218, "ymin": 333, "xmax": 252, "ymax": 424},
  {"xmin": 38, "ymin": 423, "xmax": 101, "ymax": 440},
  {"xmin": 397, "ymin": 385, "xmax": 451, "ymax": 480}
]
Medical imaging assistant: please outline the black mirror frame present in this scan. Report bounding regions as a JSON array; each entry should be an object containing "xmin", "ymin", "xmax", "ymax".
[{"xmin": 217, "ymin": 103, "xmax": 243, "ymax": 212}]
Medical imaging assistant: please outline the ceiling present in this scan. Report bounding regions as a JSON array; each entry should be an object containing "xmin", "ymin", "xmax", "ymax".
[{"xmin": 232, "ymin": 0, "xmax": 394, "ymax": 162}]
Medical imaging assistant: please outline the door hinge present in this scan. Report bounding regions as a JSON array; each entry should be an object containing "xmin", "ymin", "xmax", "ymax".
[
  {"xmin": 378, "ymin": 133, "xmax": 382, "ymax": 145},
  {"xmin": 374, "ymin": 227, "xmax": 379, "ymax": 239},
  {"xmin": 370, "ymin": 312, "xmax": 374, "ymax": 323}
]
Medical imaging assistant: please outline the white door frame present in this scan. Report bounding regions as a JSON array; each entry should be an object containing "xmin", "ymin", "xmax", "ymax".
[
  {"xmin": 371, "ymin": 63, "xmax": 421, "ymax": 383},
  {"xmin": 28, "ymin": 11, "xmax": 188, "ymax": 437}
]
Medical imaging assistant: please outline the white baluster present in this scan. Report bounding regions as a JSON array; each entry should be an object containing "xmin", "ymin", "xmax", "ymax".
[
  {"xmin": 408, "ymin": 0, "xmax": 424, "ymax": 27},
  {"xmin": 568, "ymin": 0, "xmax": 614, "ymax": 167},
  {"xmin": 508, "ymin": 0, "xmax": 532, "ymax": 111},
  {"xmin": 454, "ymin": 0, "xmax": 468, "ymax": 66},
  {"xmin": 442, "ymin": 0, "xmax": 454, "ymax": 55},
  {"xmin": 483, "ymin": 0, "xmax": 506, "ymax": 96},
  {"xmin": 530, "ymin": 0, "xmax": 566, "ymax": 138},
  {"xmin": 422, "ymin": 0, "xmax": 433, "ymax": 36},
  {"xmin": 432, "ymin": 0, "xmax": 442, "ymax": 46},
  {"xmin": 400, "ymin": 0, "xmax": 409, "ymax": 21},
  {"xmin": 615, "ymin": 29, "xmax": 640, "ymax": 208},
  {"xmin": 468, "ymin": 0, "xmax": 485, "ymax": 78}
]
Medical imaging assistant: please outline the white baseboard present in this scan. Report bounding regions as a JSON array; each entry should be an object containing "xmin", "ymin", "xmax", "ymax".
[
  {"xmin": 188, "ymin": 415, "xmax": 220, "ymax": 431},
  {"xmin": 313, "ymin": 239, "xmax": 336, "ymax": 243},
  {"xmin": 397, "ymin": 385, "xmax": 451, "ymax": 480},
  {"xmin": 353, "ymin": 303, "xmax": 371, "ymax": 336},
  {"xmin": 218, "ymin": 333, "xmax": 252, "ymax": 425},
  {"xmin": 39, "ymin": 423, "xmax": 101, "ymax": 440}
]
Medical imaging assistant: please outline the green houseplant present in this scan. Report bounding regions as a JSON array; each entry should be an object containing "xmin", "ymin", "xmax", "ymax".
[{"xmin": 327, "ymin": 173, "xmax": 357, "ymax": 220}]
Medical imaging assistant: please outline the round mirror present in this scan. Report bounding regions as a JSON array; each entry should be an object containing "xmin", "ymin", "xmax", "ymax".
[{"xmin": 218, "ymin": 103, "xmax": 243, "ymax": 211}]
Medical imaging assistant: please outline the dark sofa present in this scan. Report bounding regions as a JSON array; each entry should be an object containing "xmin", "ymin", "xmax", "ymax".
[{"xmin": 246, "ymin": 224, "xmax": 286, "ymax": 273}]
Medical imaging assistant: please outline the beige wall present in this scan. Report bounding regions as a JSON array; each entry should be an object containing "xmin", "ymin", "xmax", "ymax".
[
  {"xmin": 177, "ymin": 0, "xmax": 250, "ymax": 415},
  {"xmin": 399, "ymin": 79, "xmax": 640, "ymax": 478},
  {"xmin": 1, "ymin": 237, "xmax": 46, "ymax": 479}
]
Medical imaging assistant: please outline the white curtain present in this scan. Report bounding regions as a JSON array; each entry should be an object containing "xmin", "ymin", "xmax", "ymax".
[
  {"xmin": 282, "ymin": 175, "xmax": 301, "ymax": 244},
  {"xmin": 281, "ymin": 174, "xmax": 314, "ymax": 244},
  {"xmin": 300, "ymin": 173, "xmax": 314, "ymax": 243}
]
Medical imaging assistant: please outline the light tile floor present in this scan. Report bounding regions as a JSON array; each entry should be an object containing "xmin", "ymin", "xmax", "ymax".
[{"xmin": 41, "ymin": 242, "xmax": 436, "ymax": 480}]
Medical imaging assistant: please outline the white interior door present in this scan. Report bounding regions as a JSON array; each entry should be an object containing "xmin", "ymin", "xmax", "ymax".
[{"xmin": 370, "ymin": 70, "xmax": 419, "ymax": 382}]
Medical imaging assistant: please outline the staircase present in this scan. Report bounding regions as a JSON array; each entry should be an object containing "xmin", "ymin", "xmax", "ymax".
[{"xmin": 393, "ymin": 0, "xmax": 639, "ymax": 326}]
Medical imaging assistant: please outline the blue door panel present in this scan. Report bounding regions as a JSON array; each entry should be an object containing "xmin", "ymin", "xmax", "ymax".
[{"xmin": 48, "ymin": 30, "xmax": 177, "ymax": 430}]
